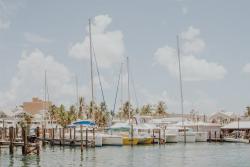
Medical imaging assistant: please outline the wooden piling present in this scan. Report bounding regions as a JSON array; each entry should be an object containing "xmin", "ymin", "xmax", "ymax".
[
  {"xmin": 184, "ymin": 126, "xmax": 186, "ymax": 144},
  {"xmin": 70, "ymin": 128, "xmax": 72, "ymax": 139},
  {"xmin": 9, "ymin": 127, "xmax": 14, "ymax": 154},
  {"xmin": 59, "ymin": 128, "xmax": 62, "ymax": 146},
  {"xmin": 42, "ymin": 128, "xmax": 46, "ymax": 146},
  {"xmin": 86, "ymin": 128, "xmax": 88, "ymax": 148},
  {"xmin": 158, "ymin": 129, "xmax": 161, "ymax": 144},
  {"xmin": 208, "ymin": 130, "xmax": 211, "ymax": 142},
  {"xmin": 62, "ymin": 128, "xmax": 65, "ymax": 145},
  {"xmin": 93, "ymin": 127, "xmax": 95, "ymax": 147},
  {"xmin": 215, "ymin": 131, "xmax": 217, "ymax": 142},
  {"xmin": 80, "ymin": 126, "xmax": 83, "ymax": 152},
  {"xmin": 16, "ymin": 125, "xmax": 19, "ymax": 138},
  {"xmin": 22, "ymin": 127, "xmax": 27, "ymax": 155},
  {"xmin": 73, "ymin": 127, "xmax": 76, "ymax": 140}
]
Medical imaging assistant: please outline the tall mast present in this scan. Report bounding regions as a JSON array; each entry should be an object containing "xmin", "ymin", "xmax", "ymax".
[
  {"xmin": 75, "ymin": 75, "xmax": 79, "ymax": 116},
  {"xmin": 120, "ymin": 62, "xmax": 123, "ymax": 117},
  {"xmin": 177, "ymin": 35, "xmax": 184, "ymax": 127},
  {"xmin": 89, "ymin": 18, "xmax": 94, "ymax": 120},
  {"xmin": 127, "ymin": 57, "xmax": 131, "ymax": 124},
  {"xmin": 43, "ymin": 70, "xmax": 47, "ymax": 127}
]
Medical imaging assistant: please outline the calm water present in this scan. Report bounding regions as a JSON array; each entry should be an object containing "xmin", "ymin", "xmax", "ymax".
[{"xmin": 0, "ymin": 143, "xmax": 250, "ymax": 167}]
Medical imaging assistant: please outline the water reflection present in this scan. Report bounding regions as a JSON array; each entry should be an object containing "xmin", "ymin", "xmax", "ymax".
[{"xmin": 1, "ymin": 143, "xmax": 250, "ymax": 167}]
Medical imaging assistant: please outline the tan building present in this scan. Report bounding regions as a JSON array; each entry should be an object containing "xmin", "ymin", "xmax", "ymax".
[{"xmin": 23, "ymin": 97, "xmax": 52, "ymax": 115}]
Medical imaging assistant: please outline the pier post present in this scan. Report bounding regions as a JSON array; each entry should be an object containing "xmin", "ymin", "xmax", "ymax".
[
  {"xmin": 70, "ymin": 128, "xmax": 72, "ymax": 139},
  {"xmin": 9, "ymin": 127, "xmax": 14, "ymax": 154},
  {"xmin": 86, "ymin": 128, "xmax": 88, "ymax": 148},
  {"xmin": 184, "ymin": 126, "xmax": 186, "ymax": 144},
  {"xmin": 22, "ymin": 127, "xmax": 27, "ymax": 155},
  {"xmin": 80, "ymin": 126, "xmax": 83, "ymax": 152},
  {"xmin": 153, "ymin": 129, "xmax": 155, "ymax": 143},
  {"xmin": 215, "ymin": 131, "xmax": 217, "ymax": 142},
  {"xmin": 42, "ymin": 128, "xmax": 46, "ymax": 146},
  {"xmin": 209, "ymin": 130, "xmax": 211, "ymax": 142},
  {"xmin": 158, "ymin": 129, "xmax": 161, "ymax": 144},
  {"xmin": 93, "ymin": 127, "xmax": 95, "ymax": 147},
  {"xmin": 59, "ymin": 128, "xmax": 62, "ymax": 146},
  {"xmin": 62, "ymin": 128, "xmax": 65, "ymax": 146},
  {"xmin": 4, "ymin": 127, "xmax": 7, "ymax": 140},
  {"xmin": 73, "ymin": 127, "xmax": 76, "ymax": 140},
  {"xmin": 36, "ymin": 127, "xmax": 40, "ymax": 138},
  {"xmin": 52, "ymin": 128, "xmax": 55, "ymax": 145},
  {"xmin": 15, "ymin": 124, "xmax": 18, "ymax": 138}
]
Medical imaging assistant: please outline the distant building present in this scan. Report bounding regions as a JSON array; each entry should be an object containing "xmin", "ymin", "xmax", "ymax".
[
  {"xmin": 22, "ymin": 97, "xmax": 52, "ymax": 115},
  {"xmin": 209, "ymin": 111, "xmax": 237, "ymax": 125}
]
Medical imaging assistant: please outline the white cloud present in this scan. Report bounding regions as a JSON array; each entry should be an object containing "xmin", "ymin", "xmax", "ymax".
[
  {"xmin": 24, "ymin": 32, "xmax": 52, "ymax": 43},
  {"xmin": 181, "ymin": 26, "xmax": 205, "ymax": 54},
  {"xmin": 139, "ymin": 88, "xmax": 219, "ymax": 113},
  {"xmin": 0, "ymin": 0, "xmax": 10, "ymax": 30},
  {"xmin": 69, "ymin": 14, "xmax": 125, "ymax": 68},
  {"xmin": 154, "ymin": 26, "xmax": 227, "ymax": 81},
  {"xmin": 242, "ymin": 63, "xmax": 250, "ymax": 73},
  {"xmin": 0, "ymin": 18, "xmax": 10, "ymax": 30},
  {"xmin": 181, "ymin": 6, "xmax": 188, "ymax": 15},
  {"xmin": 0, "ymin": 49, "xmax": 89, "ymax": 108}
]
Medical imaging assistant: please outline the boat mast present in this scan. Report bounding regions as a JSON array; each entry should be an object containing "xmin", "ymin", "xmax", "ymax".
[
  {"xmin": 177, "ymin": 36, "xmax": 184, "ymax": 126},
  {"xmin": 177, "ymin": 35, "xmax": 186, "ymax": 143},
  {"xmin": 43, "ymin": 70, "xmax": 47, "ymax": 128},
  {"xmin": 127, "ymin": 56, "xmax": 131, "ymax": 124},
  {"xmin": 89, "ymin": 18, "xmax": 94, "ymax": 119},
  {"xmin": 75, "ymin": 75, "xmax": 79, "ymax": 118}
]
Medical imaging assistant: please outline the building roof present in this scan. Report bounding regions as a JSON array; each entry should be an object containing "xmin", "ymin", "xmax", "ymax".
[
  {"xmin": 221, "ymin": 121, "xmax": 250, "ymax": 129},
  {"xmin": 209, "ymin": 111, "xmax": 236, "ymax": 120}
]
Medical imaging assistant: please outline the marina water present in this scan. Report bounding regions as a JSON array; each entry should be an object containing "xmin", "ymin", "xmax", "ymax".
[{"xmin": 1, "ymin": 143, "xmax": 249, "ymax": 167}]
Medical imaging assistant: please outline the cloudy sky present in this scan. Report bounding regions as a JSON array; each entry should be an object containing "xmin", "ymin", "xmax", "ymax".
[{"xmin": 1, "ymin": 0, "xmax": 250, "ymax": 114}]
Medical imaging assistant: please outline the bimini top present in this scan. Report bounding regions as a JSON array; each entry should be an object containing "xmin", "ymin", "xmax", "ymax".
[
  {"xmin": 109, "ymin": 122, "xmax": 130, "ymax": 131},
  {"xmin": 68, "ymin": 120, "xmax": 96, "ymax": 127}
]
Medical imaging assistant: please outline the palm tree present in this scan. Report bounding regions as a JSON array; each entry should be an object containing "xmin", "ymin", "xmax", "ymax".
[
  {"xmin": 155, "ymin": 101, "xmax": 168, "ymax": 117},
  {"xmin": 140, "ymin": 104, "xmax": 152, "ymax": 116},
  {"xmin": 48, "ymin": 104, "xmax": 58, "ymax": 123},
  {"xmin": 78, "ymin": 97, "xmax": 86, "ymax": 119},
  {"xmin": 68, "ymin": 105, "xmax": 77, "ymax": 122},
  {"xmin": 119, "ymin": 101, "xmax": 134, "ymax": 120}
]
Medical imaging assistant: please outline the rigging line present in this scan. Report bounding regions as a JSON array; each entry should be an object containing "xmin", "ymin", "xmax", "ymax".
[
  {"xmin": 130, "ymin": 65, "xmax": 139, "ymax": 109},
  {"xmin": 92, "ymin": 46, "xmax": 106, "ymax": 104},
  {"xmin": 112, "ymin": 63, "xmax": 123, "ymax": 117}
]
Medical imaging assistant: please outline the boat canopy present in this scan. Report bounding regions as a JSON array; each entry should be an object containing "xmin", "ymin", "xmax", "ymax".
[
  {"xmin": 109, "ymin": 122, "xmax": 130, "ymax": 131},
  {"xmin": 68, "ymin": 120, "xmax": 95, "ymax": 127}
]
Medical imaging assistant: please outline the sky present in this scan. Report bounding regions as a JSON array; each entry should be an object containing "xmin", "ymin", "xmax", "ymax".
[{"xmin": 1, "ymin": 0, "xmax": 250, "ymax": 114}]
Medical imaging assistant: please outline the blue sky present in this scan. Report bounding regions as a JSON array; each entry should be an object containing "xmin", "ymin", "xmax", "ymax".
[{"xmin": 1, "ymin": 0, "xmax": 250, "ymax": 114}]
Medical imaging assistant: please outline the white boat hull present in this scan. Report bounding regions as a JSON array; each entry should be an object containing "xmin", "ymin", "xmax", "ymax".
[
  {"xmin": 195, "ymin": 132, "xmax": 208, "ymax": 142},
  {"xmin": 102, "ymin": 135, "xmax": 123, "ymax": 146},
  {"xmin": 178, "ymin": 132, "xmax": 196, "ymax": 143},
  {"xmin": 165, "ymin": 134, "xmax": 178, "ymax": 143},
  {"xmin": 223, "ymin": 137, "xmax": 249, "ymax": 143}
]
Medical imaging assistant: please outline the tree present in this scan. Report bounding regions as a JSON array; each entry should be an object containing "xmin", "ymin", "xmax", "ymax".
[
  {"xmin": 68, "ymin": 105, "xmax": 77, "ymax": 122},
  {"xmin": 140, "ymin": 104, "xmax": 152, "ymax": 116},
  {"xmin": 118, "ymin": 101, "xmax": 134, "ymax": 120},
  {"xmin": 154, "ymin": 101, "xmax": 168, "ymax": 116},
  {"xmin": 245, "ymin": 106, "xmax": 250, "ymax": 117},
  {"xmin": 78, "ymin": 97, "xmax": 86, "ymax": 119}
]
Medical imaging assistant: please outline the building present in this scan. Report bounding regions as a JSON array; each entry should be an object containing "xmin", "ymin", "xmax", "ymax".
[
  {"xmin": 209, "ymin": 111, "xmax": 237, "ymax": 125},
  {"xmin": 22, "ymin": 97, "xmax": 52, "ymax": 115}
]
